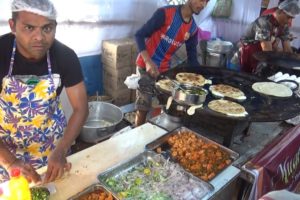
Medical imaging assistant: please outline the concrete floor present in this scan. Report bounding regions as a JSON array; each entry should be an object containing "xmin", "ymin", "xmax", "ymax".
[{"xmin": 231, "ymin": 121, "xmax": 293, "ymax": 166}]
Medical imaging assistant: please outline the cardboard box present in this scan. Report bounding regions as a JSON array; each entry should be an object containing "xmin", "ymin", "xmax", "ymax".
[
  {"xmin": 131, "ymin": 43, "xmax": 138, "ymax": 66},
  {"xmin": 103, "ymin": 70, "xmax": 128, "ymax": 90},
  {"xmin": 104, "ymin": 88, "xmax": 131, "ymax": 106},
  {"xmin": 103, "ymin": 64, "xmax": 132, "ymax": 78},
  {"xmin": 102, "ymin": 38, "xmax": 136, "ymax": 68}
]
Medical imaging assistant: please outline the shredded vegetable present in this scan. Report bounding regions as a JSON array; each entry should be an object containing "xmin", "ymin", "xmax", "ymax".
[{"xmin": 104, "ymin": 154, "xmax": 211, "ymax": 200}]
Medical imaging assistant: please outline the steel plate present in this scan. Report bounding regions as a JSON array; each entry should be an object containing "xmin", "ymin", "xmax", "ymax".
[
  {"xmin": 145, "ymin": 126, "xmax": 239, "ymax": 181},
  {"xmin": 68, "ymin": 183, "xmax": 117, "ymax": 200},
  {"xmin": 98, "ymin": 150, "xmax": 214, "ymax": 200}
]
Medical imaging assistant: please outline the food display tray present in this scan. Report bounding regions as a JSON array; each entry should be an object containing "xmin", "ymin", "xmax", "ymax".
[
  {"xmin": 68, "ymin": 183, "xmax": 117, "ymax": 200},
  {"xmin": 145, "ymin": 126, "xmax": 239, "ymax": 181},
  {"xmin": 98, "ymin": 150, "xmax": 214, "ymax": 200}
]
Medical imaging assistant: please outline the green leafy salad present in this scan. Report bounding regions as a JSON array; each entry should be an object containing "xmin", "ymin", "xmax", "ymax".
[{"xmin": 103, "ymin": 154, "xmax": 211, "ymax": 200}]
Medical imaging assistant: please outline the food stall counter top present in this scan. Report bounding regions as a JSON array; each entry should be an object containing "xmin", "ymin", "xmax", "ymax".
[
  {"xmin": 37, "ymin": 123, "xmax": 167, "ymax": 200},
  {"xmin": 37, "ymin": 122, "xmax": 241, "ymax": 200}
]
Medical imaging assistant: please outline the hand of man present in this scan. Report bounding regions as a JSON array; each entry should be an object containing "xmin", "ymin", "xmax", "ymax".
[
  {"xmin": 44, "ymin": 148, "xmax": 71, "ymax": 183},
  {"xmin": 145, "ymin": 59, "xmax": 160, "ymax": 79},
  {"xmin": 8, "ymin": 159, "xmax": 41, "ymax": 184}
]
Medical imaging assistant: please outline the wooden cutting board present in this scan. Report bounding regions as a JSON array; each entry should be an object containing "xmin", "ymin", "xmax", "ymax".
[{"xmin": 36, "ymin": 123, "xmax": 167, "ymax": 200}]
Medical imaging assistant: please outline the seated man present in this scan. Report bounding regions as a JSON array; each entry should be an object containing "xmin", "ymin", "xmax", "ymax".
[{"xmin": 134, "ymin": 0, "xmax": 209, "ymax": 126}]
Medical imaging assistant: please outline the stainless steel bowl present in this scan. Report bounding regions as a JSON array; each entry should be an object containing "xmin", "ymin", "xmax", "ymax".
[
  {"xmin": 80, "ymin": 101, "xmax": 123, "ymax": 143},
  {"xmin": 207, "ymin": 40, "xmax": 233, "ymax": 54},
  {"xmin": 172, "ymin": 84, "xmax": 208, "ymax": 106}
]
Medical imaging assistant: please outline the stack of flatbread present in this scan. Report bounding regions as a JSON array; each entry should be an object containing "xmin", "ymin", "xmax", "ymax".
[
  {"xmin": 252, "ymin": 82, "xmax": 293, "ymax": 97},
  {"xmin": 176, "ymin": 72, "xmax": 210, "ymax": 86},
  {"xmin": 209, "ymin": 84, "xmax": 246, "ymax": 101},
  {"xmin": 208, "ymin": 99, "xmax": 248, "ymax": 117}
]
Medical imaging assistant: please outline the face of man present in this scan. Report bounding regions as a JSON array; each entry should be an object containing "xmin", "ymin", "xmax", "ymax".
[
  {"xmin": 277, "ymin": 10, "xmax": 294, "ymax": 26},
  {"xmin": 188, "ymin": 0, "xmax": 208, "ymax": 15},
  {"xmin": 9, "ymin": 11, "xmax": 56, "ymax": 61}
]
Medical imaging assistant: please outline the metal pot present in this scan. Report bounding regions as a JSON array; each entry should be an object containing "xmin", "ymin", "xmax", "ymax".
[
  {"xmin": 206, "ymin": 52, "xmax": 227, "ymax": 68},
  {"xmin": 80, "ymin": 101, "xmax": 123, "ymax": 143},
  {"xmin": 207, "ymin": 40, "xmax": 233, "ymax": 54},
  {"xmin": 172, "ymin": 84, "xmax": 208, "ymax": 106}
]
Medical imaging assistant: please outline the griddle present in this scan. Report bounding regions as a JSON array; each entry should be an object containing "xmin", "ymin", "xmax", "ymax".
[
  {"xmin": 159, "ymin": 64, "xmax": 300, "ymax": 122},
  {"xmin": 253, "ymin": 51, "xmax": 300, "ymax": 70}
]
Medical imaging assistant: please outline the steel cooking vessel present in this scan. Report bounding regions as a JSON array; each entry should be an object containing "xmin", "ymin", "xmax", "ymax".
[
  {"xmin": 172, "ymin": 84, "xmax": 208, "ymax": 106},
  {"xmin": 207, "ymin": 40, "xmax": 233, "ymax": 54},
  {"xmin": 80, "ymin": 101, "xmax": 123, "ymax": 143}
]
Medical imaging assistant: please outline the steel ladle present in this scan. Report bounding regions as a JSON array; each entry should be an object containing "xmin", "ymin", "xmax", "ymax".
[
  {"xmin": 166, "ymin": 96, "xmax": 173, "ymax": 110},
  {"xmin": 164, "ymin": 76, "xmax": 186, "ymax": 91}
]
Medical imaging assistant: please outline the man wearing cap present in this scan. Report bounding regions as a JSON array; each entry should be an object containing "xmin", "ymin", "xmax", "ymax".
[
  {"xmin": 240, "ymin": 0, "xmax": 300, "ymax": 73},
  {"xmin": 0, "ymin": 0, "xmax": 88, "ymax": 183}
]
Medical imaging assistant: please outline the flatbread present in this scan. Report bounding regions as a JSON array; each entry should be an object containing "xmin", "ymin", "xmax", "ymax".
[
  {"xmin": 252, "ymin": 82, "xmax": 293, "ymax": 97},
  {"xmin": 208, "ymin": 99, "xmax": 248, "ymax": 117},
  {"xmin": 176, "ymin": 72, "xmax": 206, "ymax": 86},
  {"xmin": 209, "ymin": 84, "xmax": 246, "ymax": 100},
  {"xmin": 155, "ymin": 79, "xmax": 175, "ymax": 93}
]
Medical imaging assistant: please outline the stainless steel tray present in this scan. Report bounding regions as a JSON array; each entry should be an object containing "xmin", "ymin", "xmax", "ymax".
[
  {"xmin": 98, "ymin": 150, "xmax": 214, "ymax": 200},
  {"xmin": 68, "ymin": 183, "xmax": 117, "ymax": 200},
  {"xmin": 145, "ymin": 126, "xmax": 239, "ymax": 181}
]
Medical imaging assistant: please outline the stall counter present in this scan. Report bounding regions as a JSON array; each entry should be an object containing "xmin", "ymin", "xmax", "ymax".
[{"xmin": 37, "ymin": 123, "xmax": 168, "ymax": 200}]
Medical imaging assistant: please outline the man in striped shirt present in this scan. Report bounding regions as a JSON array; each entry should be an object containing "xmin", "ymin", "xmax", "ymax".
[{"xmin": 134, "ymin": 0, "xmax": 208, "ymax": 126}]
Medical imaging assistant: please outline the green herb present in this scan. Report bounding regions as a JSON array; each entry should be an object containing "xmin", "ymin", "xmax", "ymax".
[{"xmin": 30, "ymin": 187, "xmax": 50, "ymax": 200}]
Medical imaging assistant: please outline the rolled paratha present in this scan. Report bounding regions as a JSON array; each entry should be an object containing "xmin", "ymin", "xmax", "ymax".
[{"xmin": 252, "ymin": 82, "xmax": 293, "ymax": 97}]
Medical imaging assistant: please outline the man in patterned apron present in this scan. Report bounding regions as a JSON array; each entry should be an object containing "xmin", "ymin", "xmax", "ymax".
[
  {"xmin": 0, "ymin": 0, "xmax": 88, "ymax": 183},
  {"xmin": 240, "ymin": 0, "xmax": 300, "ymax": 74}
]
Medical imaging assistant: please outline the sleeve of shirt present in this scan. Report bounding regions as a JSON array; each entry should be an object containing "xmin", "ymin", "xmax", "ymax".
[
  {"xmin": 61, "ymin": 50, "xmax": 83, "ymax": 88},
  {"xmin": 53, "ymin": 40, "xmax": 83, "ymax": 88},
  {"xmin": 135, "ymin": 8, "xmax": 165, "ymax": 52},
  {"xmin": 254, "ymin": 18, "xmax": 273, "ymax": 41},
  {"xmin": 279, "ymin": 25, "xmax": 290, "ymax": 41},
  {"xmin": 185, "ymin": 30, "xmax": 200, "ymax": 67}
]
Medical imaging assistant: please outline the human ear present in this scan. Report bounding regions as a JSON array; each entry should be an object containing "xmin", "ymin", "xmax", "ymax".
[{"xmin": 8, "ymin": 19, "xmax": 16, "ymax": 35}]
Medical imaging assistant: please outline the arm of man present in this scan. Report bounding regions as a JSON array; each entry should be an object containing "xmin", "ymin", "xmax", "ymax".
[
  {"xmin": 185, "ymin": 31, "xmax": 200, "ymax": 67},
  {"xmin": 282, "ymin": 40, "xmax": 293, "ymax": 53},
  {"xmin": 0, "ymin": 141, "xmax": 41, "ymax": 183},
  {"xmin": 255, "ymin": 16, "xmax": 274, "ymax": 51},
  {"xmin": 280, "ymin": 25, "xmax": 293, "ymax": 53},
  {"xmin": 44, "ymin": 81, "xmax": 88, "ymax": 183},
  {"xmin": 260, "ymin": 40, "xmax": 273, "ymax": 51},
  {"xmin": 135, "ymin": 8, "xmax": 165, "ymax": 78}
]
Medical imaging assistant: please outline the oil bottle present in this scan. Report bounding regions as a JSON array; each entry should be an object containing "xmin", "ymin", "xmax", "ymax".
[{"xmin": 8, "ymin": 168, "xmax": 31, "ymax": 200}]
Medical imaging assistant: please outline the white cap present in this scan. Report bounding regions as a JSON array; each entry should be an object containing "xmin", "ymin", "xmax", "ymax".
[
  {"xmin": 278, "ymin": 0, "xmax": 300, "ymax": 17},
  {"xmin": 11, "ymin": 0, "xmax": 57, "ymax": 20}
]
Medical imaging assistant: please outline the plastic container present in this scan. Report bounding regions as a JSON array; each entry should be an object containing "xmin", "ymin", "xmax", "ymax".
[{"xmin": 8, "ymin": 168, "xmax": 31, "ymax": 200}]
